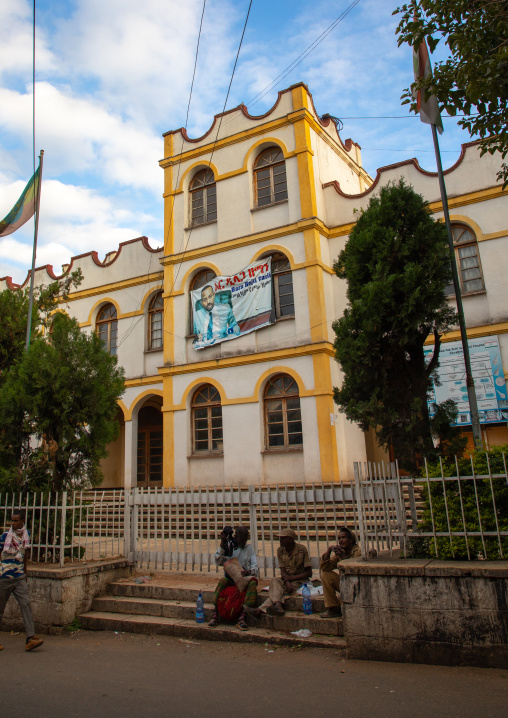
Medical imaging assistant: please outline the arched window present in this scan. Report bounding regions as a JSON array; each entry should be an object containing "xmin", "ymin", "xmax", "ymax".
[
  {"xmin": 264, "ymin": 374, "xmax": 302, "ymax": 449},
  {"xmin": 268, "ymin": 252, "xmax": 294, "ymax": 318},
  {"xmin": 96, "ymin": 303, "xmax": 118, "ymax": 355},
  {"xmin": 191, "ymin": 384, "xmax": 223, "ymax": 454},
  {"xmin": 190, "ymin": 168, "xmax": 217, "ymax": 226},
  {"xmin": 137, "ymin": 404, "xmax": 163, "ymax": 485},
  {"xmin": 254, "ymin": 147, "xmax": 288, "ymax": 207},
  {"xmin": 148, "ymin": 292, "xmax": 163, "ymax": 350},
  {"xmin": 446, "ymin": 225, "xmax": 485, "ymax": 295},
  {"xmin": 190, "ymin": 269, "xmax": 217, "ymax": 334}
]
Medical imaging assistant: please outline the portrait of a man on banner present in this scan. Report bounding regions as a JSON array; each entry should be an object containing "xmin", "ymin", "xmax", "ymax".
[{"xmin": 191, "ymin": 259, "xmax": 274, "ymax": 350}]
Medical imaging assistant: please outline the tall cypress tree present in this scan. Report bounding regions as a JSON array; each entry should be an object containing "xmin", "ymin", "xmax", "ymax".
[{"xmin": 333, "ymin": 179, "xmax": 456, "ymax": 470}]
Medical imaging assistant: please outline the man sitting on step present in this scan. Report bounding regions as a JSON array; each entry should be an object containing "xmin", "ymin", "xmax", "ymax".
[
  {"xmin": 247, "ymin": 529, "xmax": 312, "ymax": 619},
  {"xmin": 319, "ymin": 526, "xmax": 361, "ymax": 618},
  {"xmin": 208, "ymin": 525, "xmax": 259, "ymax": 631}
]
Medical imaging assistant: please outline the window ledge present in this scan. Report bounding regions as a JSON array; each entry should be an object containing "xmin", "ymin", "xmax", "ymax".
[
  {"xmin": 188, "ymin": 453, "xmax": 224, "ymax": 460},
  {"xmin": 251, "ymin": 199, "xmax": 288, "ymax": 213},
  {"xmin": 184, "ymin": 219, "xmax": 217, "ymax": 231},
  {"xmin": 274, "ymin": 314, "xmax": 295, "ymax": 323},
  {"xmin": 261, "ymin": 447, "xmax": 303, "ymax": 455},
  {"xmin": 462, "ymin": 289, "xmax": 487, "ymax": 297},
  {"xmin": 144, "ymin": 347, "xmax": 163, "ymax": 354}
]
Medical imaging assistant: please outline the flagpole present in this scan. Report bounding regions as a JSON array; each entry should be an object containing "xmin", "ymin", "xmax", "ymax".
[
  {"xmin": 430, "ymin": 124, "xmax": 482, "ymax": 449},
  {"xmin": 25, "ymin": 149, "xmax": 44, "ymax": 351}
]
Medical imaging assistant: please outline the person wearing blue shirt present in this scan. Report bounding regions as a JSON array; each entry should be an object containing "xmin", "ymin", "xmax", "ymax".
[
  {"xmin": 0, "ymin": 509, "xmax": 44, "ymax": 652},
  {"xmin": 193, "ymin": 285, "xmax": 240, "ymax": 347}
]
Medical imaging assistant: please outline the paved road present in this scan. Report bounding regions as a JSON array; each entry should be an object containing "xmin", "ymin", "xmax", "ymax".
[{"xmin": 1, "ymin": 630, "xmax": 506, "ymax": 718}]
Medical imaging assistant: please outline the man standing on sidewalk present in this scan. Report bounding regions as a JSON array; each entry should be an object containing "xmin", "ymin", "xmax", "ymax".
[{"xmin": 0, "ymin": 509, "xmax": 44, "ymax": 652}]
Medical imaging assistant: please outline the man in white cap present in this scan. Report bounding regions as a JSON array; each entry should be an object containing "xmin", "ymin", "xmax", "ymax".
[{"xmin": 247, "ymin": 528, "xmax": 312, "ymax": 618}]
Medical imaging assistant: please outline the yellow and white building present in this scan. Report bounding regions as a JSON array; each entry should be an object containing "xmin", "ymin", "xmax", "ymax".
[{"xmin": 2, "ymin": 82, "xmax": 507, "ymax": 487}]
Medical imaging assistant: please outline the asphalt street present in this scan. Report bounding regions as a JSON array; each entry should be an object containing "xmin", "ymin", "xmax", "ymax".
[{"xmin": 0, "ymin": 629, "xmax": 506, "ymax": 718}]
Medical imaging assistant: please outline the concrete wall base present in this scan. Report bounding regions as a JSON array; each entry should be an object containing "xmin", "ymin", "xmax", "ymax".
[
  {"xmin": 1, "ymin": 558, "xmax": 132, "ymax": 635},
  {"xmin": 340, "ymin": 559, "xmax": 508, "ymax": 668}
]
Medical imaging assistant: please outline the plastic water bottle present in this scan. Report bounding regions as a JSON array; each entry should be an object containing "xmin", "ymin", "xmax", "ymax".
[
  {"xmin": 196, "ymin": 592, "xmax": 205, "ymax": 623},
  {"xmin": 302, "ymin": 583, "xmax": 312, "ymax": 615}
]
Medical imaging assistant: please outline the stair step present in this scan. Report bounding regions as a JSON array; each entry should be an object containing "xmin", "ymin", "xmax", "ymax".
[
  {"xmin": 79, "ymin": 611, "xmax": 346, "ymax": 650},
  {"xmin": 107, "ymin": 581, "xmax": 327, "ymax": 612},
  {"xmin": 92, "ymin": 595, "xmax": 342, "ymax": 636}
]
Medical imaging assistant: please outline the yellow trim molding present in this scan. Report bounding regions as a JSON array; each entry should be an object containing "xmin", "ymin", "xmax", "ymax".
[
  {"xmin": 124, "ymin": 388, "xmax": 164, "ymax": 420},
  {"xmin": 160, "ymin": 217, "xmax": 328, "ymax": 267},
  {"xmin": 158, "ymin": 341, "xmax": 335, "ymax": 378},
  {"xmin": 66, "ymin": 272, "xmax": 163, "ymax": 304},
  {"xmin": 425, "ymin": 321, "xmax": 508, "ymax": 344},
  {"xmin": 124, "ymin": 376, "xmax": 163, "ymax": 389},
  {"xmin": 166, "ymin": 261, "xmax": 223, "ymax": 297}
]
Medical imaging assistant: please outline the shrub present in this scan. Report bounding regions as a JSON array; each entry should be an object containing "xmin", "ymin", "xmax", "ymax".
[{"xmin": 407, "ymin": 445, "xmax": 508, "ymax": 560}]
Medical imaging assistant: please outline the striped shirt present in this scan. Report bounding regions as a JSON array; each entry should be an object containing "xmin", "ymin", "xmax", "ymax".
[{"xmin": 0, "ymin": 530, "xmax": 29, "ymax": 578}]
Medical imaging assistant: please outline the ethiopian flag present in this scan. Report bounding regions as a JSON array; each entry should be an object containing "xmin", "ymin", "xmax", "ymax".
[
  {"xmin": 413, "ymin": 39, "xmax": 443, "ymax": 134},
  {"xmin": 0, "ymin": 166, "xmax": 40, "ymax": 237}
]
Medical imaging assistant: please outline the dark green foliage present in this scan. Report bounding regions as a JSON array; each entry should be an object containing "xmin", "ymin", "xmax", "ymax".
[
  {"xmin": 333, "ymin": 179, "xmax": 456, "ymax": 471},
  {"xmin": 394, "ymin": 1, "xmax": 508, "ymax": 186},
  {"xmin": 0, "ymin": 269, "xmax": 83, "ymax": 381},
  {"xmin": 0, "ymin": 313, "xmax": 125, "ymax": 492},
  {"xmin": 408, "ymin": 446, "xmax": 508, "ymax": 559}
]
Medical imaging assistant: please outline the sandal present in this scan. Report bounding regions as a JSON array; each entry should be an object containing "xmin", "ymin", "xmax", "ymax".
[
  {"xmin": 236, "ymin": 614, "xmax": 249, "ymax": 631},
  {"xmin": 208, "ymin": 611, "xmax": 219, "ymax": 628}
]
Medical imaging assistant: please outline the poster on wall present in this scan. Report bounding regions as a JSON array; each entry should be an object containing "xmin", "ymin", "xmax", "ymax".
[
  {"xmin": 424, "ymin": 336, "xmax": 508, "ymax": 426},
  {"xmin": 191, "ymin": 259, "xmax": 273, "ymax": 350}
]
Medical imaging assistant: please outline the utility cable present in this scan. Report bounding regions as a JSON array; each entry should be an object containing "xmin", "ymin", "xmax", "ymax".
[
  {"xmin": 245, "ymin": 0, "xmax": 360, "ymax": 112},
  {"xmin": 168, "ymin": 0, "xmax": 253, "ymax": 298},
  {"xmin": 117, "ymin": 0, "xmax": 209, "ymax": 349}
]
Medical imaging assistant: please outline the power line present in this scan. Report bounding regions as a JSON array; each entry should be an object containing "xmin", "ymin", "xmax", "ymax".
[
  {"xmin": 244, "ymin": 0, "xmax": 361, "ymax": 112},
  {"xmin": 338, "ymin": 114, "xmax": 480, "ymax": 119},
  {"xmin": 168, "ymin": 0, "xmax": 253, "ymax": 297},
  {"xmin": 162, "ymin": 0, "xmax": 208, "ymax": 265},
  {"xmin": 118, "ymin": 0, "xmax": 209, "ymax": 350}
]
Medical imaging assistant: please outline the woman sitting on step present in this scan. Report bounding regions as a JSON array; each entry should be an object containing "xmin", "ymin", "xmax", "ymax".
[{"xmin": 208, "ymin": 526, "xmax": 259, "ymax": 631}]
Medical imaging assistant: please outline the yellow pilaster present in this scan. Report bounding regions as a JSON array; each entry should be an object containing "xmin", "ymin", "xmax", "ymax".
[
  {"xmin": 292, "ymin": 85, "xmax": 339, "ymax": 481},
  {"xmin": 291, "ymin": 86, "xmax": 318, "ymax": 219},
  {"xmin": 312, "ymin": 353, "xmax": 339, "ymax": 482},
  {"xmin": 162, "ymin": 132, "xmax": 176, "ymax": 486},
  {"xmin": 162, "ymin": 378, "xmax": 174, "ymax": 487}
]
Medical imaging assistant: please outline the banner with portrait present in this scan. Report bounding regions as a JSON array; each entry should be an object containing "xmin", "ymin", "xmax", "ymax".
[{"xmin": 191, "ymin": 259, "xmax": 273, "ymax": 350}]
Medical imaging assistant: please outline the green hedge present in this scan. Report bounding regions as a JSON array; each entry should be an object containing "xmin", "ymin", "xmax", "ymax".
[{"xmin": 407, "ymin": 445, "xmax": 508, "ymax": 560}]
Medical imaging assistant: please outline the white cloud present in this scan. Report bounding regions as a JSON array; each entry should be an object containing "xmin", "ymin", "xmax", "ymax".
[
  {"xmin": 0, "ymin": 1, "xmax": 57, "ymax": 82},
  {"xmin": 0, "ymin": 83, "xmax": 162, "ymax": 192},
  {"xmin": 0, "ymin": 0, "xmax": 476, "ymax": 286},
  {"xmin": 0, "ymin": 177, "xmax": 159, "ymax": 283}
]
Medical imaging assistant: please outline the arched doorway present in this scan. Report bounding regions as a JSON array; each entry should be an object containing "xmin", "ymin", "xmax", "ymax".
[{"xmin": 136, "ymin": 401, "xmax": 163, "ymax": 486}]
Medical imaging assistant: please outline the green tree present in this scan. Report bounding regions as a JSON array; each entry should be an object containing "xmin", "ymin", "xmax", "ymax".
[
  {"xmin": 394, "ymin": 1, "xmax": 508, "ymax": 186},
  {"xmin": 333, "ymin": 179, "xmax": 456, "ymax": 471},
  {"xmin": 0, "ymin": 312, "xmax": 125, "ymax": 492},
  {"xmin": 0, "ymin": 269, "xmax": 83, "ymax": 381}
]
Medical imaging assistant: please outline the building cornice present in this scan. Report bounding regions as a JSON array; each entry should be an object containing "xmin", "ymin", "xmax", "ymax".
[{"xmin": 157, "ymin": 341, "xmax": 335, "ymax": 377}]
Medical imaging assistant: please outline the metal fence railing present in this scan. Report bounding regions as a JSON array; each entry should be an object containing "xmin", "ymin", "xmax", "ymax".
[
  {"xmin": 354, "ymin": 455, "xmax": 508, "ymax": 560},
  {"xmin": 0, "ymin": 491, "xmax": 125, "ymax": 567},
  {"xmin": 4, "ymin": 453, "xmax": 506, "ymax": 570},
  {"xmin": 125, "ymin": 481, "xmax": 407, "ymax": 576}
]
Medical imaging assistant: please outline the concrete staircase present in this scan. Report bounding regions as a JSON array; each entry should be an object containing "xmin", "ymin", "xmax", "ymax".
[{"xmin": 79, "ymin": 579, "xmax": 346, "ymax": 650}]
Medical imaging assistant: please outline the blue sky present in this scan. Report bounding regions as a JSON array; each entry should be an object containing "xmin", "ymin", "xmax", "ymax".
[{"xmin": 0, "ymin": 0, "xmax": 477, "ymax": 284}]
